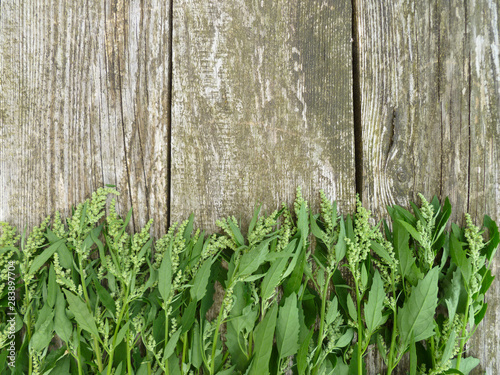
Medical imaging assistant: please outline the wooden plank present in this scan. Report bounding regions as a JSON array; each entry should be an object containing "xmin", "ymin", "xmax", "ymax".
[
  {"xmin": 356, "ymin": 0, "xmax": 499, "ymax": 373},
  {"xmin": 356, "ymin": 0, "xmax": 470, "ymax": 223},
  {"xmin": 171, "ymin": 0, "xmax": 355, "ymax": 231},
  {"xmin": 0, "ymin": 0, "xmax": 170, "ymax": 237},
  {"xmin": 467, "ymin": 0, "xmax": 500, "ymax": 373}
]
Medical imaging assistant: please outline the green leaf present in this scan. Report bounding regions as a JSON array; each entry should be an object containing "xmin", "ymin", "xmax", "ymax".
[
  {"xmin": 47, "ymin": 265, "xmax": 57, "ymax": 308},
  {"xmin": 29, "ymin": 239, "xmax": 64, "ymax": 275},
  {"xmin": 364, "ymin": 271, "xmax": 388, "ymax": 333},
  {"xmin": 114, "ymin": 321, "xmax": 131, "ymax": 348},
  {"xmin": 181, "ymin": 301, "xmax": 197, "ymax": 334},
  {"xmin": 335, "ymin": 218, "xmax": 347, "ymax": 262},
  {"xmin": 397, "ymin": 220, "xmax": 422, "ymax": 244},
  {"xmin": 94, "ymin": 279, "xmax": 116, "ymax": 317},
  {"xmin": 393, "ymin": 219, "xmax": 415, "ymax": 280},
  {"xmin": 238, "ymin": 239, "xmax": 271, "ymax": 277},
  {"xmin": 450, "ymin": 234, "xmax": 472, "ymax": 283},
  {"xmin": 325, "ymin": 297, "xmax": 339, "ymax": 326},
  {"xmin": 30, "ymin": 310, "xmax": 54, "ymax": 352},
  {"xmin": 249, "ymin": 303, "xmax": 278, "ymax": 375},
  {"xmin": 483, "ymin": 215, "xmax": 499, "ymax": 261},
  {"xmin": 370, "ymin": 240, "xmax": 393, "ymax": 264},
  {"xmin": 261, "ymin": 257, "xmax": 288, "ymax": 301},
  {"xmin": 54, "ymin": 289, "xmax": 72, "ymax": 343},
  {"xmin": 450, "ymin": 357, "xmax": 480, "ymax": 375},
  {"xmin": 248, "ymin": 205, "xmax": 262, "ymax": 238},
  {"xmin": 190, "ymin": 259, "xmax": 213, "ymax": 301},
  {"xmin": 158, "ymin": 250, "xmax": 172, "ymax": 301},
  {"xmin": 63, "ymin": 290, "xmax": 100, "ymax": 337},
  {"xmin": 409, "ymin": 337, "xmax": 417, "ymax": 375},
  {"xmin": 164, "ymin": 329, "xmax": 182, "ymax": 359},
  {"xmin": 440, "ymin": 330, "xmax": 457, "ymax": 366},
  {"xmin": 444, "ymin": 268, "xmax": 461, "ymax": 322},
  {"xmin": 229, "ymin": 219, "xmax": 245, "ymax": 247},
  {"xmin": 276, "ymin": 293, "xmax": 300, "ymax": 358},
  {"xmin": 474, "ymin": 303, "xmax": 488, "ymax": 326},
  {"xmin": 397, "ymin": 267, "xmax": 439, "ymax": 347},
  {"xmin": 297, "ymin": 329, "xmax": 314, "ymax": 375},
  {"xmin": 335, "ymin": 328, "xmax": 354, "ymax": 348},
  {"xmin": 310, "ymin": 213, "xmax": 327, "ymax": 242},
  {"xmin": 347, "ymin": 294, "xmax": 357, "ymax": 322}
]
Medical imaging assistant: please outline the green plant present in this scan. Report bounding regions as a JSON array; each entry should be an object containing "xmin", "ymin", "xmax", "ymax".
[{"xmin": 0, "ymin": 188, "xmax": 497, "ymax": 375}]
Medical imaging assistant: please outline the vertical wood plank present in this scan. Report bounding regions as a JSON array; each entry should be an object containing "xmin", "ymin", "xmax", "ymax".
[
  {"xmin": 171, "ymin": 0, "xmax": 356, "ymax": 231},
  {"xmin": 357, "ymin": 0, "xmax": 499, "ymax": 373},
  {"xmin": 357, "ymin": 0, "xmax": 470, "ymax": 223},
  {"xmin": 0, "ymin": 0, "xmax": 171, "ymax": 236},
  {"xmin": 467, "ymin": 0, "xmax": 500, "ymax": 372}
]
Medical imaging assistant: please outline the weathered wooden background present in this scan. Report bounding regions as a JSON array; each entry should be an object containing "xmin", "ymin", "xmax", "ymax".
[{"xmin": 0, "ymin": 0, "xmax": 498, "ymax": 373}]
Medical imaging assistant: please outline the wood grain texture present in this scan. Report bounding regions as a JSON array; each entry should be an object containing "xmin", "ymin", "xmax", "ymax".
[
  {"xmin": 356, "ymin": 0, "xmax": 469, "ymax": 223},
  {"xmin": 0, "ymin": 0, "xmax": 171, "ymax": 236},
  {"xmin": 467, "ymin": 0, "xmax": 500, "ymax": 373},
  {"xmin": 356, "ymin": 0, "xmax": 499, "ymax": 373},
  {"xmin": 171, "ymin": 0, "xmax": 356, "ymax": 232}
]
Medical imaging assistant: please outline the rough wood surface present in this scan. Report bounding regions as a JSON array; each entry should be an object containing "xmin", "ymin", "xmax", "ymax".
[
  {"xmin": 171, "ymin": 0, "xmax": 356, "ymax": 231},
  {"xmin": 0, "ymin": 0, "xmax": 171, "ymax": 237},
  {"xmin": 467, "ymin": 0, "xmax": 500, "ymax": 372},
  {"xmin": 356, "ymin": 0, "xmax": 499, "ymax": 373}
]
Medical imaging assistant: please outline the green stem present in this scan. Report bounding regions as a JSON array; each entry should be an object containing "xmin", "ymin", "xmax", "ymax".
[
  {"xmin": 355, "ymin": 281, "xmax": 364, "ymax": 375},
  {"xmin": 126, "ymin": 312, "xmax": 132, "ymax": 374},
  {"xmin": 24, "ymin": 283, "xmax": 33, "ymax": 375},
  {"xmin": 386, "ymin": 283, "xmax": 398, "ymax": 375},
  {"xmin": 106, "ymin": 287, "xmax": 129, "ymax": 375},
  {"xmin": 182, "ymin": 332, "xmax": 188, "ymax": 372},
  {"xmin": 164, "ymin": 305, "xmax": 170, "ymax": 375},
  {"xmin": 210, "ymin": 286, "xmax": 229, "ymax": 375},
  {"xmin": 77, "ymin": 328, "xmax": 83, "ymax": 375},
  {"xmin": 456, "ymin": 294, "xmax": 471, "ymax": 371},
  {"xmin": 312, "ymin": 272, "xmax": 332, "ymax": 375},
  {"xmin": 430, "ymin": 336, "xmax": 437, "ymax": 370},
  {"xmin": 79, "ymin": 256, "xmax": 104, "ymax": 373}
]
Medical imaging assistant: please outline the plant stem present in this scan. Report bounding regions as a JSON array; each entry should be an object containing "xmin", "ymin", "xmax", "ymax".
[
  {"xmin": 107, "ymin": 287, "xmax": 129, "ymax": 375},
  {"xmin": 312, "ymin": 272, "xmax": 332, "ymax": 375},
  {"xmin": 77, "ymin": 328, "xmax": 83, "ymax": 375},
  {"xmin": 126, "ymin": 311, "xmax": 132, "ymax": 374},
  {"xmin": 182, "ymin": 332, "xmax": 188, "ymax": 371},
  {"xmin": 210, "ymin": 304, "xmax": 225, "ymax": 374},
  {"xmin": 386, "ymin": 282, "xmax": 398, "ymax": 375},
  {"xmin": 355, "ymin": 281, "xmax": 364, "ymax": 375},
  {"xmin": 164, "ymin": 306, "xmax": 170, "ymax": 375},
  {"xmin": 456, "ymin": 294, "xmax": 471, "ymax": 371},
  {"xmin": 79, "ymin": 257, "xmax": 104, "ymax": 373}
]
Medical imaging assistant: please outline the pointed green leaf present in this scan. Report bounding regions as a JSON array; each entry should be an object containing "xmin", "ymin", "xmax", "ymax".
[
  {"xmin": 364, "ymin": 271, "xmax": 387, "ymax": 333},
  {"xmin": 29, "ymin": 240, "xmax": 64, "ymax": 275},
  {"xmin": 397, "ymin": 220, "xmax": 422, "ymax": 244},
  {"xmin": 347, "ymin": 294, "xmax": 357, "ymax": 322},
  {"xmin": 335, "ymin": 218, "xmax": 347, "ymax": 262},
  {"xmin": 397, "ymin": 267, "xmax": 439, "ymax": 347},
  {"xmin": 47, "ymin": 265, "xmax": 57, "ymax": 308},
  {"xmin": 164, "ymin": 329, "xmax": 181, "ymax": 359},
  {"xmin": 444, "ymin": 268, "xmax": 461, "ymax": 322},
  {"xmin": 261, "ymin": 257, "xmax": 288, "ymax": 301},
  {"xmin": 276, "ymin": 293, "xmax": 300, "ymax": 358},
  {"xmin": 249, "ymin": 303, "xmax": 278, "ymax": 375},
  {"xmin": 158, "ymin": 250, "xmax": 172, "ymax": 301},
  {"xmin": 238, "ymin": 239, "xmax": 271, "ymax": 277},
  {"xmin": 450, "ymin": 234, "xmax": 472, "ymax": 283},
  {"xmin": 54, "ymin": 289, "xmax": 72, "ymax": 343},
  {"xmin": 190, "ymin": 259, "xmax": 213, "ymax": 301},
  {"xmin": 297, "ymin": 329, "xmax": 314, "ymax": 375},
  {"xmin": 63, "ymin": 290, "xmax": 99, "ymax": 337}
]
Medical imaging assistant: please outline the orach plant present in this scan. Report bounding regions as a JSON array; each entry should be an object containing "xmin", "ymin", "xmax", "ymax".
[{"xmin": 0, "ymin": 188, "xmax": 497, "ymax": 375}]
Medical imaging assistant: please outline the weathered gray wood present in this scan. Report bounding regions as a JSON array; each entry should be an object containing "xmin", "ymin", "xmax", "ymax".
[
  {"xmin": 356, "ymin": 0, "xmax": 499, "ymax": 373},
  {"xmin": 171, "ymin": 0, "xmax": 356, "ymax": 231},
  {"xmin": 0, "ymin": 0, "xmax": 171, "ymax": 237},
  {"xmin": 357, "ymin": 0, "xmax": 469, "ymax": 223},
  {"xmin": 467, "ymin": 0, "xmax": 500, "ymax": 373}
]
